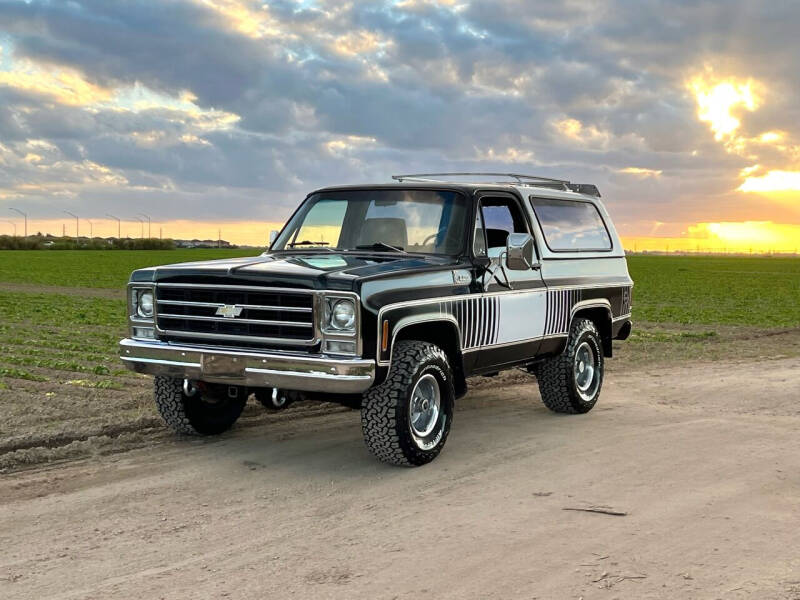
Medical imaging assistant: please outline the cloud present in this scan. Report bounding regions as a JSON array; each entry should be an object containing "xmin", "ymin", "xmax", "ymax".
[{"xmin": 0, "ymin": 0, "xmax": 799, "ymax": 236}]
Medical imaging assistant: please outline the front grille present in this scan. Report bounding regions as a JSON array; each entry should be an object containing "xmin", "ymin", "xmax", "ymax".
[{"xmin": 155, "ymin": 283, "xmax": 316, "ymax": 348}]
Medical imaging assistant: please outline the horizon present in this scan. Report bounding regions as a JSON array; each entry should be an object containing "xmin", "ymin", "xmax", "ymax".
[{"xmin": 2, "ymin": 1, "xmax": 800, "ymax": 253}]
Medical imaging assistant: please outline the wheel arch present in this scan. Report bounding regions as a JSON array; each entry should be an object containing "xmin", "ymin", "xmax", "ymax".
[
  {"xmin": 388, "ymin": 316, "xmax": 467, "ymax": 398},
  {"xmin": 569, "ymin": 300, "xmax": 613, "ymax": 357}
]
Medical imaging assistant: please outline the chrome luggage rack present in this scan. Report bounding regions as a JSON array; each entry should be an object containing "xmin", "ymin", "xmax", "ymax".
[{"xmin": 391, "ymin": 172, "xmax": 600, "ymax": 196}]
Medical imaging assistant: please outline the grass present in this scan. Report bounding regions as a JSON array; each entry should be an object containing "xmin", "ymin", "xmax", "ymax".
[
  {"xmin": 0, "ymin": 252, "xmax": 796, "ymax": 375},
  {"xmin": 0, "ymin": 248, "xmax": 257, "ymax": 289},
  {"xmin": 0, "ymin": 250, "xmax": 797, "ymax": 470},
  {"xmin": 626, "ymin": 255, "xmax": 800, "ymax": 328},
  {"xmin": 0, "ymin": 251, "xmax": 797, "ymax": 327}
]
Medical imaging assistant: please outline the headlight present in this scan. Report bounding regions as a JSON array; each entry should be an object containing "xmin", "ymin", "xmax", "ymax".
[
  {"xmin": 135, "ymin": 289, "xmax": 154, "ymax": 318},
  {"xmin": 328, "ymin": 298, "xmax": 355, "ymax": 331}
]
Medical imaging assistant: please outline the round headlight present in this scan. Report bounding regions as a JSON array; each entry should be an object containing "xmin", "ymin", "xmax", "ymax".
[
  {"xmin": 330, "ymin": 299, "xmax": 355, "ymax": 330},
  {"xmin": 138, "ymin": 290, "xmax": 154, "ymax": 318}
]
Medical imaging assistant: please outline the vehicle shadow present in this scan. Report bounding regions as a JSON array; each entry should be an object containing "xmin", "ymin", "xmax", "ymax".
[{"xmin": 176, "ymin": 383, "xmax": 578, "ymax": 483}]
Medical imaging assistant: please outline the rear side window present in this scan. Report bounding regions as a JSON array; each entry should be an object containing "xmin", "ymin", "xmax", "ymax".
[{"xmin": 530, "ymin": 198, "xmax": 612, "ymax": 252}]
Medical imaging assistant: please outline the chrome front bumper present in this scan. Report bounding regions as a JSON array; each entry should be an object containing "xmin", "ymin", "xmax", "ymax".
[{"xmin": 119, "ymin": 338, "xmax": 375, "ymax": 394}]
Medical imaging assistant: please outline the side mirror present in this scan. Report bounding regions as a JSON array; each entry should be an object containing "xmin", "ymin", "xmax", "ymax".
[
  {"xmin": 506, "ymin": 233, "xmax": 535, "ymax": 270},
  {"xmin": 269, "ymin": 230, "xmax": 279, "ymax": 246}
]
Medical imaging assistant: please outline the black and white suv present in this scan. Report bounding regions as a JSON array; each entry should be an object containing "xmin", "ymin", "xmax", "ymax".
[{"xmin": 120, "ymin": 173, "xmax": 633, "ymax": 466}]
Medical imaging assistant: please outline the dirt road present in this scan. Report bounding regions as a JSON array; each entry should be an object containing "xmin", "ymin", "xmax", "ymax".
[{"xmin": 2, "ymin": 358, "xmax": 799, "ymax": 599}]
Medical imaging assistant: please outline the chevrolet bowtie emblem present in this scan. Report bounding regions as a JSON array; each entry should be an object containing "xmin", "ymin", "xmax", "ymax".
[{"xmin": 215, "ymin": 304, "xmax": 244, "ymax": 318}]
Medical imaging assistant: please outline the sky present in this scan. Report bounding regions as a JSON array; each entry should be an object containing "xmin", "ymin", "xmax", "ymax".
[{"xmin": 1, "ymin": 0, "xmax": 799, "ymax": 252}]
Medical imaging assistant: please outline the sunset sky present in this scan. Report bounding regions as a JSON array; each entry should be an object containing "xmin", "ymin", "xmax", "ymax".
[{"xmin": 1, "ymin": 0, "xmax": 799, "ymax": 252}]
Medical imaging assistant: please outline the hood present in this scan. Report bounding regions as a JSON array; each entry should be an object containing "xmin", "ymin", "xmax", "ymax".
[{"xmin": 130, "ymin": 251, "xmax": 460, "ymax": 290}]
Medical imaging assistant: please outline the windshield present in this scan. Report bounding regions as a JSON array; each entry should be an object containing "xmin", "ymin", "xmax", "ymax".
[{"xmin": 272, "ymin": 189, "xmax": 468, "ymax": 255}]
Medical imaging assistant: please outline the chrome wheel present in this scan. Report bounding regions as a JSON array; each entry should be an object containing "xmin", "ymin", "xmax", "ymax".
[
  {"xmin": 574, "ymin": 341, "xmax": 599, "ymax": 401},
  {"xmin": 409, "ymin": 373, "xmax": 441, "ymax": 438}
]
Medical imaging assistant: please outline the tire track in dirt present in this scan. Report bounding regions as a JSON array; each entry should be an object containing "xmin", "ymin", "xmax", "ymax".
[{"xmin": 0, "ymin": 400, "xmax": 354, "ymax": 471}]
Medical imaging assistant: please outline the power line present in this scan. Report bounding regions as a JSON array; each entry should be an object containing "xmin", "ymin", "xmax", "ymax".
[
  {"xmin": 105, "ymin": 214, "xmax": 121, "ymax": 239},
  {"xmin": 133, "ymin": 216, "xmax": 144, "ymax": 239},
  {"xmin": 63, "ymin": 210, "xmax": 78, "ymax": 239},
  {"xmin": 138, "ymin": 213, "xmax": 151, "ymax": 238},
  {"xmin": 9, "ymin": 208, "xmax": 27, "ymax": 238}
]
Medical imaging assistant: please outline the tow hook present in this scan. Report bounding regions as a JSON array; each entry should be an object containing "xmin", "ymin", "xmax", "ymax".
[{"xmin": 183, "ymin": 379, "xmax": 198, "ymax": 397}]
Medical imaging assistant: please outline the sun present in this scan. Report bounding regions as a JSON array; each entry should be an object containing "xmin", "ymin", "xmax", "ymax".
[{"xmin": 688, "ymin": 74, "xmax": 760, "ymax": 141}]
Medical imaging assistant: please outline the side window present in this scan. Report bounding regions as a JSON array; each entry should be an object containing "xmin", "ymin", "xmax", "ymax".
[
  {"xmin": 531, "ymin": 198, "xmax": 612, "ymax": 252},
  {"xmin": 479, "ymin": 197, "xmax": 530, "ymax": 257}
]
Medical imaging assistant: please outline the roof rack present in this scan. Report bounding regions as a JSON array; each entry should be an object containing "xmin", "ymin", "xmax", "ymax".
[
  {"xmin": 392, "ymin": 172, "xmax": 569, "ymax": 185},
  {"xmin": 390, "ymin": 172, "xmax": 601, "ymax": 197}
]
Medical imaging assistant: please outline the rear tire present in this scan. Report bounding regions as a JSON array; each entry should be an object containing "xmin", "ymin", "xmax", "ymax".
[
  {"xmin": 154, "ymin": 377, "xmax": 247, "ymax": 435},
  {"xmin": 361, "ymin": 341, "xmax": 454, "ymax": 466},
  {"xmin": 536, "ymin": 318, "xmax": 604, "ymax": 414}
]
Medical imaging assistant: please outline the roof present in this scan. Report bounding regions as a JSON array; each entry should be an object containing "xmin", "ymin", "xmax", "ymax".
[{"xmin": 310, "ymin": 181, "xmax": 602, "ymax": 203}]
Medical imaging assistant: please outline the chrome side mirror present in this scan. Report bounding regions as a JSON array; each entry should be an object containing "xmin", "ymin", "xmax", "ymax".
[
  {"xmin": 269, "ymin": 230, "xmax": 279, "ymax": 245},
  {"xmin": 506, "ymin": 233, "xmax": 535, "ymax": 270}
]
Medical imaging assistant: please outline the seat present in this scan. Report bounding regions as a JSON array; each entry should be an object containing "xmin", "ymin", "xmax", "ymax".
[{"xmin": 357, "ymin": 218, "xmax": 408, "ymax": 249}]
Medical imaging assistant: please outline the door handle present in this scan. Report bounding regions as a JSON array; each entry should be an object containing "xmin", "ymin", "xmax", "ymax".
[{"xmin": 531, "ymin": 262, "xmax": 542, "ymax": 270}]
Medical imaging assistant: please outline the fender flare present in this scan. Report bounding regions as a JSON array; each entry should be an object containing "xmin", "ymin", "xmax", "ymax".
[
  {"xmin": 568, "ymin": 299, "xmax": 613, "ymax": 356},
  {"xmin": 382, "ymin": 313, "xmax": 462, "ymax": 367}
]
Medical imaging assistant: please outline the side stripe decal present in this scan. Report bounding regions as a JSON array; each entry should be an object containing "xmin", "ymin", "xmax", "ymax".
[
  {"xmin": 620, "ymin": 286, "xmax": 632, "ymax": 315},
  {"xmin": 544, "ymin": 289, "xmax": 582, "ymax": 335},
  {"xmin": 440, "ymin": 296, "xmax": 500, "ymax": 350}
]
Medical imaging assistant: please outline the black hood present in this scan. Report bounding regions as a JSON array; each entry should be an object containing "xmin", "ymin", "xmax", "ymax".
[{"xmin": 130, "ymin": 252, "xmax": 461, "ymax": 291}]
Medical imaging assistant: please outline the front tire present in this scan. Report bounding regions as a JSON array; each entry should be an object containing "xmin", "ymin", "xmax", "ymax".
[
  {"xmin": 536, "ymin": 318, "xmax": 604, "ymax": 414},
  {"xmin": 154, "ymin": 377, "xmax": 247, "ymax": 435},
  {"xmin": 361, "ymin": 341, "xmax": 454, "ymax": 466}
]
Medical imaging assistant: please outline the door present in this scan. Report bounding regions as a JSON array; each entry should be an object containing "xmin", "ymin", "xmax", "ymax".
[{"xmin": 472, "ymin": 192, "xmax": 547, "ymax": 370}]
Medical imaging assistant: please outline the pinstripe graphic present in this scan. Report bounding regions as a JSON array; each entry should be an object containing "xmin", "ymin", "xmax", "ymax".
[
  {"xmin": 620, "ymin": 286, "xmax": 632, "ymax": 315},
  {"xmin": 379, "ymin": 284, "xmax": 629, "ymax": 365},
  {"xmin": 439, "ymin": 296, "xmax": 500, "ymax": 350},
  {"xmin": 544, "ymin": 289, "xmax": 582, "ymax": 335}
]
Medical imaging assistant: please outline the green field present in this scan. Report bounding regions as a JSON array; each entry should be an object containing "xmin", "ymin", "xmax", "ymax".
[
  {"xmin": 0, "ymin": 250, "xmax": 795, "ymax": 384},
  {"xmin": 0, "ymin": 248, "xmax": 256, "ymax": 289},
  {"xmin": 0, "ymin": 250, "xmax": 797, "ymax": 469},
  {"xmin": 0, "ymin": 250, "xmax": 798, "ymax": 325},
  {"xmin": 627, "ymin": 255, "xmax": 800, "ymax": 328}
]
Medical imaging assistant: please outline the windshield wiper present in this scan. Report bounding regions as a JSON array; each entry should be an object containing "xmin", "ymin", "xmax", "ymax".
[
  {"xmin": 353, "ymin": 242, "xmax": 407, "ymax": 253},
  {"xmin": 288, "ymin": 240, "xmax": 330, "ymax": 247}
]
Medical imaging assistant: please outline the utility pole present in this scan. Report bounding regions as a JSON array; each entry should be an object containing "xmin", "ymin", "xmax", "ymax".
[
  {"xmin": 86, "ymin": 219, "xmax": 93, "ymax": 238},
  {"xmin": 9, "ymin": 208, "xmax": 27, "ymax": 238},
  {"xmin": 138, "ymin": 213, "xmax": 151, "ymax": 238},
  {"xmin": 106, "ymin": 214, "xmax": 121, "ymax": 239},
  {"xmin": 218, "ymin": 228, "xmax": 221, "ymax": 248},
  {"xmin": 133, "ymin": 216, "xmax": 144, "ymax": 239},
  {"xmin": 63, "ymin": 210, "xmax": 78, "ymax": 239},
  {"xmin": 3, "ymin": 220, "xmax": 16, "ymax": 236}
]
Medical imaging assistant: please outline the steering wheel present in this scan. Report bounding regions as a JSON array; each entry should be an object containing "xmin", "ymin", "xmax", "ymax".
[{"xmin": 422, "ymin": 227, "xmax": 448, "ymax": 247}]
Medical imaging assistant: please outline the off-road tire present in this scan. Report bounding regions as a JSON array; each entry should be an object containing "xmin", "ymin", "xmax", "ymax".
[
  {"xmin": 154, "ymin": 376, "xmax": 247, "ymax": 435},
  {"xmin": 536, "ymin": 318, "xmax": 604, "ymax": 414},
  {"xmin": 361, "ymin": 340, "xmax": 454, "ymax": 467},
  {"xmin": 255, "ymin": 388, "xmax": 294, "ymax": 411}
]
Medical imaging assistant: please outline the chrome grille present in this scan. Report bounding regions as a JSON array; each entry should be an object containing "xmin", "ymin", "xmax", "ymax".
[{"xmin": 155, "ymin": 283, "xmax": 316, "ymax": 348}]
